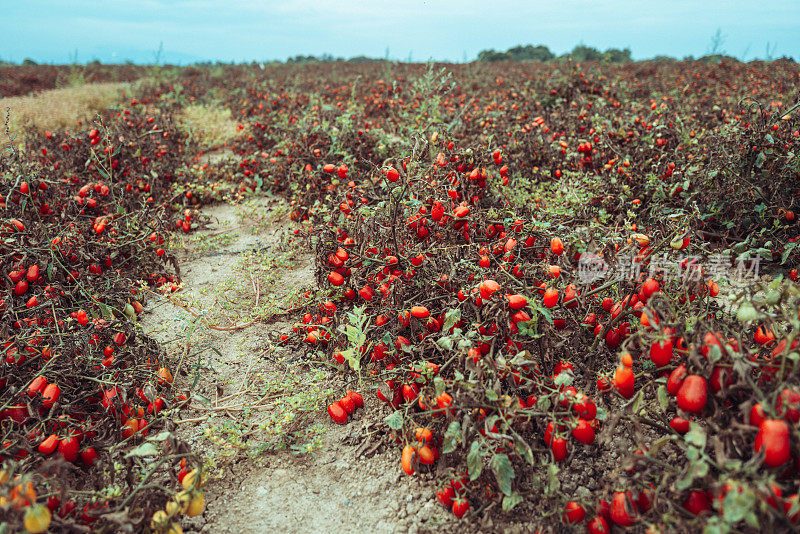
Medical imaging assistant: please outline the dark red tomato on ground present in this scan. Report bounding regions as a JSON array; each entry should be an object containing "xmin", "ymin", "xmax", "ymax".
[
  {"xmin": 587, "ymin": 516, "xmax": 610, "ymax": 534},
  {"xmin": 452, "ymin": 497, "xmax": 469, "ymax": 519},
  {"xmin": 670, "ymin": 417, "xmax": 691, "ymax": 434},
  {"xmin": 563, "ymin": 501, "xmax": 585, "ymax": 524},
  {"xmin": 437, "ymin": 485, "xmax": 454, "ymax": 507},
  {"xmin": 682, "ymin": 489, "xmax": 712, "ymax": 515},
  {"xmin": 327, "ymin": 401, "xmax": 348, "ymax": 424},
  {"xmin": 571, "ymin": 419, "xmax": 595, "ymax": 444},
  {"xmin": 38, "ymin": 434, "xmax": 59, "ymax": 455},
  {"xmin": 610, "ymin": 491, "xmax": 639, "ymax": 526},
  {"xmin": 58, "ymin": 436, "xmax": 80, "ymax": 463},
  {"xmin": 339, "ymin": 395, "xmax": 355, "ymax": 414},
  {"xmin": 42, "ymin": 383, "xmax": 60, "ymax": 407}
]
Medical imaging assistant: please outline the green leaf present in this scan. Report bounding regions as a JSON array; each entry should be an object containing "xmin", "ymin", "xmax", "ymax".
[
  {"xmin": 782, "ymin": 242, "xmax": 798, "ymax": 264},
  {"xmin": 98, "ymin": 303, "xmax": 113, "ymax": 319},
  {"xmin": 630, "ymin": 389, "xmax": 643, "ymax": 413},
  {"xmin": 657, "ymin": 385, "xmax": 669, "ymax": 412},
  {"xmin": 502, "ymin": 492, "xmax": 524, "ymax": 512},
  {"xmin": 736, "ymin": 301, "xmax": 761, "ymax": 323},
  {"xmin": 147, "ymin": 431, "xmax": 172, "ymax": 442},
  {"xmin": 685, "ymin": 423, "xmax": 707, "ymax": 449},
  {"xmin": 442, "ymin": 421, "xmax": 462, "ymax": 454},
  {"xmin": 676, "ymin": 459, "xmax": 708, "ymax": 490},
  {"xmin": 515, "ymin": 436, "xmax": 535, "ymax": 465},
  {"xmin": 553, "ymin": 371, "xmax": 573, "ymax": 387},
  {"xmin": 340, "ymin": 348, "xmax": 361, "ymax": 372},
  {"xmin": 546, "ymin": 463, "xmax": 560, "ymax": 494},
  {"xmin": 702, "ymin": 517, "xmax": 725, "ymax": 534},
  {"xmin": 467, "ymin": 440, "xmax": 483, "ymax": 480},
  {"xmin": 125, "ymin": 442, "xmax": 159, "ymax": 458},
  {"xmin": 437, "ymin": 336, "xmax": 454, "ymax": 351},
  {"xmin": 385, "ymin": 411, "xmax": 403, "ymax": 430},
  {"xmin": 536, "ymin": 305, "xmax": 554, "ymax": 325},
  {"xmin": 491, "ymin": 454, "xmax": 515, "ymax": 496},
  {"xmin": 722, "ymin": 488, "xmax": 751, "ymax": 523},
  {"xmin": 442, "ymin": 308, "xmax": 461, "ymax": 332},
  {"xmin": 433, "ymin": 376, "xmax": 446, "ymax": 396}
]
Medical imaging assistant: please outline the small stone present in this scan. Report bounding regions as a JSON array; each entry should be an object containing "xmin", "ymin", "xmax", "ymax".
[
  {"xmin": 418, "ymin": 501, "xmax": 435, "ymax": 520},
  {"xmin": 405, "ymin": 502, "xmax": 416, "ymax": 515}
]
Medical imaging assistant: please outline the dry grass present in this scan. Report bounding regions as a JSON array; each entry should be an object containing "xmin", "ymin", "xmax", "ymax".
[
  {"xmin": 177, "ymin": 103, "xmax": 242, "ymax": 149},
  {"xmin": 0, "ymin": 82, "xmax": 131, "ymax": 136}
]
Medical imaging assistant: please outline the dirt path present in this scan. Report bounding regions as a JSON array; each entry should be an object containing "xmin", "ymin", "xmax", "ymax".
[{"xmin": 140, "ymin": 198, "xmax": 458, "ymax": 534}]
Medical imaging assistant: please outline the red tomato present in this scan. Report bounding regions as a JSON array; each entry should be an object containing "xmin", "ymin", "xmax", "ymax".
[
  {"xmin": 345, "ymin": 390, "xmax": 363, "ymax": 408},
  {"xmin": 28, "ymin": 376, "xmax": 47, "ymax": 397},
  {"xmin": 610, "ymin": 491, "xmax": 639, "ymax": 526},
  {"xmin": 550, "ymin": 237, "xmax": 564, "ymax": 255},
  {"xmin": 563, "ymin": 501, "xmax": 586, "ymax": 524},
  {"xmin": 750, "ymin": 403, "xmax": 765, "ymax": 427},
  {"xmin": 669, "ymin": 417, "xmax": 691, "ymax": 434},
  {"xmin": 80, "ymin": 447, "xmax": 99, "ymax": 466},
  {"xmin": 677, "ymin": 375, "xmax": 707, "ymax": 414},
  {"xmin": 327, "ymin": 401, "xmax": 348, "ymax": 424},
  {"xmin": 551, "ymin": 437, "xmax": 568, "ymax": 462},
  {"xmin": 755, "ymin": 419, "xmax": 791, "ymax": 468},
  {"xmin": 437, "ymin": 485, "xmax": 454, "ymax": 507},
  {"xmin": 571, "ymin": 419, "xmax": 595, "ymax": 444},
  {"xmin": 401, "ymin": 445, "xmax": 417, "ymax": 475},
  {"xmin": 339, "ymin": 395, "xmax": 356, "ymax": 414},
  {"xmin": 587, "ymin": 516, "xmax": 610, "ymax": 534},
  {"xmin": 42, "ymin": 383, "xmax": 61, "ymax": 407},
  {"xmin": 58, "ymin": 436, "xmax": 80, "ymax": 463},
  {"xmin": 614, "ymin": 366, "xmax": 635, "ymax": 399},
  {"xmin": 649, "ymin": 338, "xmax": 673, "ymax": 367},
  {"xmin": 543, "ymin": 288, "xmax": 558, "ymax": 308},
  {"xmin": 452, "ymin": 497, "xmax": 470, "ymax": 519},
  {"xmin": 682, "ymin": 489, "xmax": 712, "ymax": 515},
  {"xmin": 38, "ymin": 434, "xmax": 60, "ymax": 455},
  {"xmin": 667, "ymin": 364, "xmax": 687, "ymax": 395}
]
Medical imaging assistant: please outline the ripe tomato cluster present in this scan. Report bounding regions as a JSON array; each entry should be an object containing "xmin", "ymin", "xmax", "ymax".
[{"xmin": 327, "ymin": 390, "xmax": 364, "ymax": 424}]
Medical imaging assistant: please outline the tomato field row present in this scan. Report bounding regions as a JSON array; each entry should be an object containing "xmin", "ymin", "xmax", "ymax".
[{"xmin": 2, "ymin": 59, "xmax": 800, "ymax": 532}]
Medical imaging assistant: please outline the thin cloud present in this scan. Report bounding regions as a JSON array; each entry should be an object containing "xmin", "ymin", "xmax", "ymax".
[{"xmin": 4, "ymin": 0, "xmax": 799, "ymax": 63}]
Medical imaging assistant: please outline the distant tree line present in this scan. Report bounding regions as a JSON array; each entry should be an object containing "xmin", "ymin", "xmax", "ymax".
[
  {"xmin": 285, "ymin": 54, "xmax": 389, "ymax": 64},
  {"xmin": 475, "ymin": 44, "xmax": 795, "ymax": 64},
  {"xmin": 477, "ymin": 44, "xmax": 632, "ymax": 63},
  {"xmin": 4, "ymin": 45, "xmax": 795, "ymax": 67}
]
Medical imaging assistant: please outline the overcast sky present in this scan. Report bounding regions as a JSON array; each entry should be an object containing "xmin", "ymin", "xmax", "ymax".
[{"xmin": 4, "ymin": 0, "xmax": 799, "ymax": 64}]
